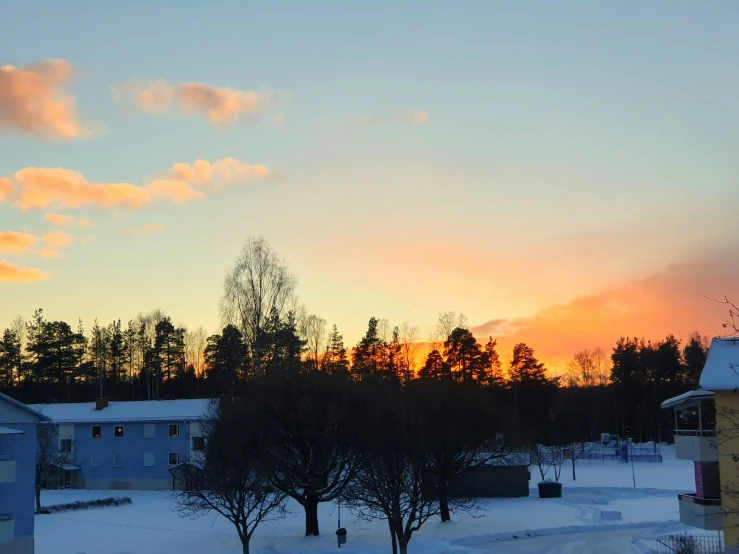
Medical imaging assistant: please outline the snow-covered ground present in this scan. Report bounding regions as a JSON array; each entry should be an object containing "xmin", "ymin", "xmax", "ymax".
[{"xmin": 36, "ymin": 445, "xmax": 700, "ymax": 554}]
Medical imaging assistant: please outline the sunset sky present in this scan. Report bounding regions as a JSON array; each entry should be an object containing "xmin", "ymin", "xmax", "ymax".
[{"xmin": 2, "ymin": 1, "xmax": 738, "ymax": 372}]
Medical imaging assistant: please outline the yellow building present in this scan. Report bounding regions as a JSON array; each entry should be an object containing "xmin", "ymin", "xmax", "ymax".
[{"xmin": 698, "ymin": 337, "xmax": 739, "ymax": 546}]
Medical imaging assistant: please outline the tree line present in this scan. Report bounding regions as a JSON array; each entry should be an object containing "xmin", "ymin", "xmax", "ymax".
[{"xmin": 0, "ymin": 237, "xmax": 713, "ymax": 445}]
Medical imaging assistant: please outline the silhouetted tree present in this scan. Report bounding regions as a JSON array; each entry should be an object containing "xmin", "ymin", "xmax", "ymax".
[{"xmin": 323, "ymin": 325, "xmax": 350, "ymax": 376}]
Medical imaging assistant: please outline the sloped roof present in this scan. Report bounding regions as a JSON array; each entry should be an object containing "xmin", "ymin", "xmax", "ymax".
[
  {"xmin": 699, "ymin": 338, "xmax": 739, "ymax": 391},
  {"xmin": 0, "ymin": 426, "xmax": 25, "ymax": 435},
  {"xmin": 661, "ymin": 389, "xmax": 714, "ymax": 409},
  {"xmin": 0, "ymin": 391, "xmax": 51, "ymax": 422},
  {"xmin": 28, "ymin": 398, "xmax": 215, "ymax": 423}
]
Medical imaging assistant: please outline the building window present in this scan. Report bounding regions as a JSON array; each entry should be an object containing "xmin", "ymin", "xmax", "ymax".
[
  {"xmin": 38, "ymin": 425, "xmax": 50, "ymax": 441},
  {"xmin": 59, "ymin": 439, "xmax": 72, "ymax": 453},
  {"xmin": 143, "ymin": 423, "xmax": 155, "ymax": 438},
  {"xmin": 90, "ymin": 452, "xmax": 101, "ymax": 467},
  {"xmin": 168, "ymin": 452, "xmax": 180, "ymax": 466},
  {"xmin": 192, "ymin": 437, "xmax": 205, "ymax": 451},
  {"xmin": 143, "ymin": 452, "xmax": 155, "ymax": 467},
  {"xmin": 114, "ymin": 426, "xmax": 124, "ymax": 439},
  {"xmin": 113, "ymin": 453, "xmax": 124, "ymax": 467},
  {"xmin": 91, "ymin": 425, "xmax": 101, "ymax": 439},
  {"xmin": 168, "ymin": 424, "xmax": 179, "ymax": 438}
]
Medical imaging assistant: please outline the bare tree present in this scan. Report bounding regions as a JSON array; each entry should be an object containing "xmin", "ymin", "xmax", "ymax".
[
  {"xmin": 220, "ymin": 237, "xmax": 297, "ymax": 376},
  {"xmin": 300, "ymin": 314, "xmax": 327, "ymax": 372},
  {"xmin": 399, "ymin": 321, "xmax": 420, "ymax": 383},
  {"xmin": 10, "ymin": 315, "xmax": 25, "ymax": 384},
  {"xmin": 36, "ymin": 423, "xmax": 75, "ymax": 513},
  {"xmin": 252, "ymin": 374, "xmax": 358, "ymax": 536},
  {"xmin": 185, "ymin": 325, "xmax": 208, "ymax": 379},
  {"xmin": 173, "ymin": 402, "xmax": 287, "ymax": 554},
  {"xmin": 530, "ymin": 444, "xmax": 553, "ymax": 482},
  {"xmin": 564, "ymin": 347, "xmax": 611, "ymax": 387},
  {"xmin": 429, "ymin": 311, "xmax": 467, "ymax": 352},
  {"xmin": 345, "ymin": 382, "xmax": 438, "ymax": 554}
]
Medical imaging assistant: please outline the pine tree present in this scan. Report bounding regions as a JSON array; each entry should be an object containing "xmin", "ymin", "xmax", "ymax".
[
  {"xmin": 323, "ymin": 325, "xmax": 349, "ymax": 376},
  {"xmin": 484, "ymin": 337, "xmax": 504, "ymax": 387},
  {"xmin": 418, "ymin": 349, "xmax": 451, "ymax": 381},
  {"xmin": 352, "ymin": 317, "xmax": 384, "ymax": 380},
  {"xmin": 443, "ymin": 328, "xmax": 487, "ymax": 383},
  {"xmin": 0, "ymin": 329, "xmax": 21, "ymax": 387},
  {"xmin": 509, "ymin": 342, "xmax": 549, "ymax": 385}
]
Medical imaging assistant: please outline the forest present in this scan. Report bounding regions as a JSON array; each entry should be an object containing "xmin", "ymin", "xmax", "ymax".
[{"xmin": 0, "ymin": 237, "xmax": 721, "ymax": 445}]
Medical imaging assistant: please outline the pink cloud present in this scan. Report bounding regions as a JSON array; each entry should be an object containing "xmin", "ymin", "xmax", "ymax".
[
  {"xmin": 165, "ymin": 157, "xmax": 277, "ymax": 190},
  {"xmin": 77, "ymin": 216, "xmax": 93, "ymax": 229},
  {"xmin": 146, "ymin": 179, "xmax": 206, "ymax": 203},
  {"xmin": 0, "ymin": 259, "xmax": 49, "ymax": 282},
  {"xmin": 113, "ymin": 79, "xmax": 277, "ymax": 126},
  {"xmin": 0, "ymin": 231, "xmax": 37, "ymax": 253},
  {"xmin": 0, "ymin": 60, "xmax": 93, "ymax": 140}
]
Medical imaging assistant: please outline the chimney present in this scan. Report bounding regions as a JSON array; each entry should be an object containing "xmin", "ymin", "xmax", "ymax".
[{"xmin": 95, "ymin": 398, "xmax": 109, "ymax": 411}]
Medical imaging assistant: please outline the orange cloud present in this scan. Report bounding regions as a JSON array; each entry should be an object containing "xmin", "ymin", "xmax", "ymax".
[
  {"xmin": 45, "ymin": 213, "xmax": 75, "ymax": 227},
  {"xmin": 39, "ymin": 248, "xmax": 61, "ymax": 259},
  {"xmin": 0, "ymin": 60, "xmax": 92, "ymax": 140},
  {"xmin": 0, "ymin": 259, "xmax": 49, "ymax": 282},
  {"xmin": 126, "ymin": 223, "xmax": 164, "ymax": 236},
  {"xmin": 78, "ymin": 234, "xmax": 97, "ymax": 244},
  {"xmin": 0, "ymin": 178, "xmax": 13, "ymax": 202},
  {"xmin": 470, "ymin": 248, "xmax": 739, "ymax": 373},
  {"xmin": 78, "ymin": 216, "xmax": 93, "ymax": 229},
  {"xmin": 0, "ymin": 231, "xmax": 36, "ymax": 253},
  {"xmin": 3, "ymin": 157, "xmax": 276, "ymax": 212},
  {"xmin": 42, "ymin": 231, "xmax": 74, "ymax": 249},
  {"xmin": 113, "ymin": 79, "xmax": 276, "ymax": 126}
]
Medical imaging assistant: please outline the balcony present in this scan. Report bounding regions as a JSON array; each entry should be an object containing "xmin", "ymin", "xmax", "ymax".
[
  {"xmin": 0, "ymin": 458, "xmax": 16, "ymax": 483},
  {"xmin": 678, "ymin": 493, "xmax": 722, "ymax": 531},
  {"xmin": 674, "ymin": 431, "xmax": 718, "ymax": 462},
  {"xmin": 0, "ymin": 514, "xmax": 14, "ymax": 544}
]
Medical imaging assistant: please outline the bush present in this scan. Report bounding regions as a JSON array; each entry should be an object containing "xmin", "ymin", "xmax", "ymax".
[{"xmin": 38, "ymin": 496, "xmax": 132, "ymax": 514}]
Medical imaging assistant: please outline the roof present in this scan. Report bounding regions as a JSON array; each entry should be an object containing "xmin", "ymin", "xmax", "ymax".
[
  {"xmin": 0, "ymin": 426, "xmax": 24, "ymax": 436},
  {"xmin": 699, "ymin": 338, "xmax": 739, "ymax": 391},
  {"xmin": 28, "ymin": 398, "xmax": 215, "ymax": 423},
  {"xmin": 168, "ymin": 461, "xmax": 204, "ymax": 472},
  {"xmin": 661, "ymin": 389, "xmax": 714, "ymax": 409},
  {"xmin": 0, "ymin": 392, "xmax": 51, "ymax": 422},
  {"xmin": 49, "ymin": 463, "xmax": 80, "ymax": 471}
]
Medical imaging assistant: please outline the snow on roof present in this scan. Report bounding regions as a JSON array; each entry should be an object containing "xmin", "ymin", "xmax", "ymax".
[
  {"xmin": 699, "ymin": 338, "xmax": 739, "ymax": 391},
  {"xmin": 660, "ymin": 389, "xmax": 714, "ymax": 409},
  {"xmin": 28, "ymin": 398, "xmax": 215, "ymax": 423},
  {"xmin": 0, "ymin": 426, "xmax": 24, "ymax": 436},
  {"xmin": 0, "ymin": 391, "xmax": 51, "ymax": 422}
]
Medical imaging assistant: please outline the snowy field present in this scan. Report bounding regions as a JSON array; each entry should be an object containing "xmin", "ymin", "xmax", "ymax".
[{"xmin": 36, "ymin": 446, "xmax": 701, "ymax": 554}]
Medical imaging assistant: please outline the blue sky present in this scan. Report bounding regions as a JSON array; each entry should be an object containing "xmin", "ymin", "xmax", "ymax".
[{"xmin": 1, "ymin": 1, "xmax": 738, "ymax": 365}]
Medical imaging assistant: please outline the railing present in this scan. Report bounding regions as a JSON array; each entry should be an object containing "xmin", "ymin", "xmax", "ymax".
[
  {"xmin": 579, "ymin": 445, "xmax": 663, "ymax": 463},
  {"xmin": 656, "ymin": 534, "xmax": 736, "ymax": 553},
  {"xmin": 675, "ymin": 430, "xmax": 717, "ymax": 437}
]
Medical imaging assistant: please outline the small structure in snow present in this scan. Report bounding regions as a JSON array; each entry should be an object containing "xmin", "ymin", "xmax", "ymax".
[{"xmin": 599, "ymin": 510, "xmax": 622, "ymax": 521}]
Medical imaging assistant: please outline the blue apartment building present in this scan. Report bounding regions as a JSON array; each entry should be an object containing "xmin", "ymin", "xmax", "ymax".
[
  {"xmin": 0, "ymin": 392, "xmax": 50, "ymax": 554},
  {"xmin": 30, "ymin": 398, "xmax": 212, "ymax": 491}
]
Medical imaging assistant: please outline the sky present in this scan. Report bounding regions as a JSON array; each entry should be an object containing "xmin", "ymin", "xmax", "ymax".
[{"xmin": 1, "ymin": 1, "xmax": 738, "ymax": 372}]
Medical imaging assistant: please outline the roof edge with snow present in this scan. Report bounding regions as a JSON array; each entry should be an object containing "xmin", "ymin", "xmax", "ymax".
[{"xmin": 699, "ymin": 338, "xmax": 739, "ymax": 391}]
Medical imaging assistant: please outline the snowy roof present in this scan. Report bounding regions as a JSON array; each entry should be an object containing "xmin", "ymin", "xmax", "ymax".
[
  {"xmin": 699, "ymin": 338, "xmax": 739, "ymax": 391},
  {"xmin": 28, "ymin": 398, "xmax": 215, "ymax": 423},
  {"xmin": 0, "ymin": 392, "xmax": 51, "ymax": 422},
  {"xmin": 0, "ymin": 426, "xmax": 24, "ymax": 436},
  {"xmin": 660, "ymin": 389, "xmax": 714, "ymax": 409},
  {"xmin": 50, "ymin": 463, "xmax": 80, "ymax": 471}
]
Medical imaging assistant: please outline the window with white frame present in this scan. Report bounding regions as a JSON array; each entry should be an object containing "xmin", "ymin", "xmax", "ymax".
[
  {"xmin": 91, "ymin": 425, "xmax": 101, "ymax": 439},
  {"xmin": 113, "ymin": 453, "xmax": 124, "ymax": 467},
  {"xmin": 143, "ymin": 452, "xmax": 155, "ymax": 467},
  {"xmin": 114, "ymin": 425, "xmax": 124, "ymax": 438},
  {"xmin": 143, "ymin": 423, "xmax": 155, "ymax": 438},
  {"xmin": 168, "ymin": 452, "xmax": 179, "ymax": 466},
  {"xmin": 90, "ymin": 452, "xmax": 101, "ymax": 467},
  {"xmin": 168, "ymin": 424, "xmax": 179, "ymax": 438},
  {"xmin": 59, "ymin": 439, "xmax": 72, "ymax": 453}
]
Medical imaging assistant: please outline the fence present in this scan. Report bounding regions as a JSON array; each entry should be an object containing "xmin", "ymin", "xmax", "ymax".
[
  {"xmin": 656, "ymin": 534, "xmax": 737, "ymax": 553},
  {"xmin": 579, "ymin": 445, "xmax": 663, "ymax": 463}
]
